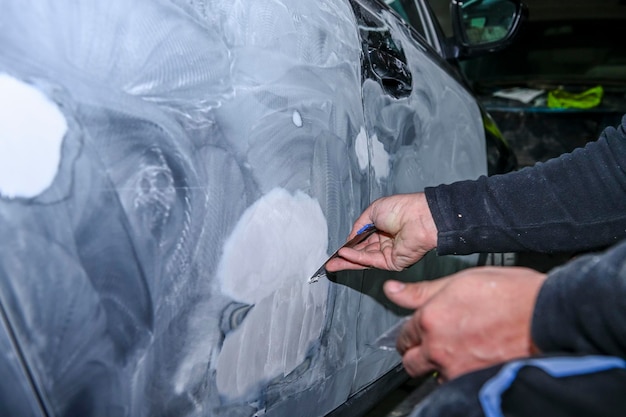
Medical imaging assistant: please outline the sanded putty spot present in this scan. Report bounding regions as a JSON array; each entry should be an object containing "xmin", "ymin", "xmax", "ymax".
[
  {"xmin": 215, "ymin": 188, "xmax": 330, "ymax": 399},
  {"xmin": 0, "ymin": 74, "xmax": 67, "ymax": 199}
]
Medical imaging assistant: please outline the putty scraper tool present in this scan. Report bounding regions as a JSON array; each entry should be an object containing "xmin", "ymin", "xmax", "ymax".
[{"xmin": 308, "ymin": 223, "xmax": 378, "ymax": 283}]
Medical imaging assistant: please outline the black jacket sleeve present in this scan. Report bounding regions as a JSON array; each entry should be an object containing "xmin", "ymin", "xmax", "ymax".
[
  {"xmin": 531, "ymin": 239, "xmax": 626, "ymax": 358},
  {"xmin": 424, "ymin": 115, "xmax": 626, "ymax": 255}
]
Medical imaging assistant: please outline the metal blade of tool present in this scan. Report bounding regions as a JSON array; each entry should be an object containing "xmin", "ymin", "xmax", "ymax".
[{"xmin": 308, "ymin": 223, "xmax": 377, "ymax": 283}]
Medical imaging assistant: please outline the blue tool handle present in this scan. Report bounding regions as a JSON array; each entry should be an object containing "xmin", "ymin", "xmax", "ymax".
[{"xmin": 356, "ymin": 223, "xmax": 376, "ymax": 235}]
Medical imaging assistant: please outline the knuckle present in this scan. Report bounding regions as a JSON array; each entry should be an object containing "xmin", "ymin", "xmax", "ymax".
[
  {"xmin": 396, "ymin": 332, "xmax": 411, "ymax": 354},
  {"xmin": 402, "ymin": 349, "xmax": 435, "ymax": 378},
  {"xmin": 417, "ymin": 307, "xmax": 437, "ymax": 333},
  {"xmin": 427, "ymin": 346, "xmax": 447, "ymax": 370}
]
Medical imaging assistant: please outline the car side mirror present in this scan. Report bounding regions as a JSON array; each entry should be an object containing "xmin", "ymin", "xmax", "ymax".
[{"xmin": 450, "ymin": 0, "xmax": 527, "ymax": 60}]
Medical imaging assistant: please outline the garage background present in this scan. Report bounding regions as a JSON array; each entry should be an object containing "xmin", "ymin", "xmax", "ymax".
[{"xmin": 362, "ymin": 0, "xmax": 626, "ymax": 415}]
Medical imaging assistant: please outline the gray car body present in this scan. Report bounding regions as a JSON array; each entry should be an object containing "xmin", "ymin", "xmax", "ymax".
[{"xmin": 0, "ymin": 0, "xmax": 486, "ymax": 416}]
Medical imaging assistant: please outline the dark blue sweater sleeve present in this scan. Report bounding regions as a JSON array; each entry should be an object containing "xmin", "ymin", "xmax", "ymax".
[
  {"xmin": 531, "ymin": 239, "xmax": 626, "ymax": 358},
  {"xmin": 424, "ymin": 115, "xmax": 626, "ymax": 255}
]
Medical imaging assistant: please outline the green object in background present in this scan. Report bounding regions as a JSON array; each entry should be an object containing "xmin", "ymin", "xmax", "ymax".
[
  {"xmin": 482, "ymin": 111, "xmax": 503, "ymax": 140},
  {"xmin": 547, "ymin": 85, "xmax": 604, "ymax": 109}
]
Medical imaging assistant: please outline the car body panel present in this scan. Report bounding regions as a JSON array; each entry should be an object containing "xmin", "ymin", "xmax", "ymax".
[
  {"xmin": 0, "ymin": 0, "xmax": 495, "ymax": 416},
  {"xmin": 0, "ymin": 311, "xmax": 45, "ymax": 417}
]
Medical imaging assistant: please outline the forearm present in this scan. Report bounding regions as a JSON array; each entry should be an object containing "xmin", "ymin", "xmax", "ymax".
[
  {"xmin": 531, "ymin": 239, "xmax": 626, "ymax": 358},
  {"xmin": 425, "ymin": 115, "xmax": 626, "ymax": 255}
]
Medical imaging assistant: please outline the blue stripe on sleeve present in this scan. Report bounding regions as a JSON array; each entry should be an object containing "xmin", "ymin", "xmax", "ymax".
[{"xmin": 479, "ymin": 356, "xmax": 626, "ymax": 417}]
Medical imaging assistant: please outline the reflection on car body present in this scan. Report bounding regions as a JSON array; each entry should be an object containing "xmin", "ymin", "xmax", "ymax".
[{"xmin": 0, "ymin": 0, "xmax": 523, "ymax": 416}]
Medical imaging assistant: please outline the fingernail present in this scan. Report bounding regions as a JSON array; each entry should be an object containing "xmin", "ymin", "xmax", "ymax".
[{"xmin": 385, "ymin": 280, "xmax": 406, "ymax": 293}]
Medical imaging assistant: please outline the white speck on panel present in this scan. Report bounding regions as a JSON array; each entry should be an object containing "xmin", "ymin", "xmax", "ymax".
[
  {"xmin": 0, "ymin": 74, "xmax": 67, "ymax": 199},
  {"xmin": 292, "ymin": 110, "xmax": 303, "ymax": 127}
]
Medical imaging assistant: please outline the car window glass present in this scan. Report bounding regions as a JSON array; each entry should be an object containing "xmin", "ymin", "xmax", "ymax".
[
  {"xmin": 427, "ymin": 0, "xmax": 454, "ymax": 36},
  {"xmin": 384, "ymin": 0, "xmax": 427, "ymax": 38},
  {"xmin": 461, "ymin": 19, "xmax": 626, "ymax": 87},
  {"xmin": 460, "ymin": 0, "xmax": 516, "ymax": 45}
]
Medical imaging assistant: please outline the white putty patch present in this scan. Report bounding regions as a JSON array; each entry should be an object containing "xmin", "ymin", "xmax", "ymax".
[
  {"xmin": 217, "ymin": 187, "xmax": 328, "ymax": 303},
  {"xmin": 354, "ymin": 127, "xmax": 390, "ymax": 180},
  {"xmin": 370, "ymin": 133, "xmax": 390, "ymax": 180},
  {"xmin": 216, "ymin": 276, "xmax": 328, "ymax": 399},
  {"xmin": 215, "ymin": 188, "xmax": 330, "ymax": 399},
  {"xmin": 355, "ymin": 126, "xmax": 368, "ymax": 171},
  {"xmin": 0, "ymin": 73, "xmax": 67, "ymax": 198}
]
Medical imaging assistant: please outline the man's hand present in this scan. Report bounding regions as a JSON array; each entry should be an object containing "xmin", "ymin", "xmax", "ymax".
[
  {"xmin": 384, "ymin": 267, "xmax": 547, "ymax": 381},
  {"xmin": 325, "ymin": 193, "xmax": 438, "ymax": 272}
]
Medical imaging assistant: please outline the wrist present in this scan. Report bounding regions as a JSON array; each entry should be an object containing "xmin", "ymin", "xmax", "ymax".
[{"xmin": 413, "ymin": 192, "xmax": 438, "ymax": 252}]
